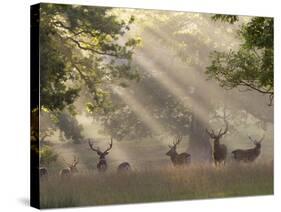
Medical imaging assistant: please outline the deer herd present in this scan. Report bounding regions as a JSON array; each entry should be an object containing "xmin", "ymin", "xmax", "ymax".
[{"xmin": 39, "ymin": 124, "xmax": 265, "ymax": 179}]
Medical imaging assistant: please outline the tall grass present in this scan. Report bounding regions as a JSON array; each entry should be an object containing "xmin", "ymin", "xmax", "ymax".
[{"xmin": 40, "ymin": 162, "xmax": 273, "ymax": 208}]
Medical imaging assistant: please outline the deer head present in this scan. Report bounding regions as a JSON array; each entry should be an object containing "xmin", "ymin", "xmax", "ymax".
[
  {"xmin": 206, "ymin": 120, "xmax": 228, "ymax": 144},
  {"xmin": 248, "ymin": 135, "xmax": 264, "ymax": 149},
  {"xmin": 63, "ymin": 156, "xmax": 79, "ymax": 173},
  {"xmin": 88, "ymin": 138, "xmax": 113, "ymax": 160},
  {"xmin": 89, "ymin": 138, "xmax": 113, "ymax": 172},
  {"xmin": 166, "ymin": 136, "xmax": 182, "ymax": 156}
]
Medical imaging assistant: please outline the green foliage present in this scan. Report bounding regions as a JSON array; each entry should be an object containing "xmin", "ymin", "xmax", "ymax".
[
  {"xmin": 40, "ymin": 146, "xmax": 58, "ymax": 166},
  {"xmin": 101, "ymin": 77, "xmax": 192, "ymax": 140},
  {"xmin": 39, "ymin": 3, "xmax": 140, "ymax": 114},
  {"xmin": 241, "ymin": 17, "xmax": 273, "ymax": 49},
  {"xmin": 102, "ymin": 104, "xmax": 153, "ymax": 140},
  {"xmin": 207, "ymin": 16, "xmax": 273, "ymax": 105},
  {"xmin": 211, "ymin": 15, "xmax": 239, "ymax": 24},
  {"xmin": 57, "ymin": 112, "xmax": 84, "ymax": 143}
]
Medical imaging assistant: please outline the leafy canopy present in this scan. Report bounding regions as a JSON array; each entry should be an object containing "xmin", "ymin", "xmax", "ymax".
[
  {"xmin": 206, "ymin": 15, "xmax": 273, "ymax": 105},
  {"xmin": 39, "ymin": 3, "xmax": 140, "ymax": 113}
]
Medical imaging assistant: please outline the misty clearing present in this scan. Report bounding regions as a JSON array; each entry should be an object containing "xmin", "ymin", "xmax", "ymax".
[{"xmin": 32, "ymin": 3, "xmax": 274, "ymax": 209}]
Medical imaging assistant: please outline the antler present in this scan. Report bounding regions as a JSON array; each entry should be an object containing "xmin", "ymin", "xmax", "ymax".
[
  {"xmin": 206, "ymin": 128, "xmax": 216, "ymax": 139},
  {"xmin": 249, "ymin": 135, "xmax": 265, "ymax": 144},
  {"xmin": 206, "ymin": 107, "xmax": 229, "ymax": 139},
  {"xmin": 61, "ymin": 156, "xmax": 72, "ymax": 167},
  {"xmin": 207, "ymin": 112, "xmax": 229, "ymax": 139},
  {"xmin": 173, "ymin": 135, "xmax": 182, "ymax": 146},
  {"xmin": 104, "ymin": 137, "xmax": 113, "ymax": 154},
  {"xmin": 88, "ymin": 139, "xmax": 102, "ymax": 155},
  {"xmin": 218, "ymin": 107, "xmax": 229, "ymax": 137},
  {"xmin": 168, "ymin": 135, "xmax": 182, "ymax": 149},
  {"xmin": 218, "ymin": 120, "xmax": 228, "ymax": 137},
  {"xmin": 72, "ymin": 156, "xmax": 79, "ymax": 166},
  {"xmin": 258, "ymin": 135, "xmax": 265, "ymax": 143}
]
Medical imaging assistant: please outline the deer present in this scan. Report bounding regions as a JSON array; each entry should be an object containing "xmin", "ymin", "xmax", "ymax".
[
  {"xmin": 117, "ymin": 162, "xmax": 131, "ymax": 172},
  {"xmin": 206, "ymin": 120, "xmax": 228, "ymax": 166},
  {"xmin": 39, "ymin": 167, "xmax": 48, "ymax": 179},
  {"xmin": 166, "ymin": 136, "xmax": 191, "ymax": 166},
  {"xmin": 88, "ymin": 138, "xmax": 113, "ymax": 172},
  {"xmin": 232, "ymin": 135, "xmax": 264, "ymax": 162},
  {"xmin": 59, "ymin": 156, "xmax": 79, "ymax": 179}
]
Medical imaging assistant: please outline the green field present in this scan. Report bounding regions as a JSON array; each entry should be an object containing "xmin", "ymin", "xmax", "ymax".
[{"xmin": 40, "ymin": 162, "xmax": 273, "ymax": 209}]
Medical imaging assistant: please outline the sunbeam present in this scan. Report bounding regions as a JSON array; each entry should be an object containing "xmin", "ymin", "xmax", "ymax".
[
  {"xmin": 134, "ymin": 52, "xmax": 210, "ymax": 126},
  {"xmin": 112, "ymin": 86, "xmax": 168, "ymax": 136}
]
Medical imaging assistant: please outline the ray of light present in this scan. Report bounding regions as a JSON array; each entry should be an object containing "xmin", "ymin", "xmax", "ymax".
[
  {"xmin": 141, "ymin": 26, "xmax": 247, "ymax": 111},
  {"xmin": 133, "ymin": 51, "xmax": 252, "ymax": 147},
  {"xmin": 112, "ymin": 86, "xmax": 167, "ymax": 136},
  {"xmin": 134, "ymin": 52, "xmax": 210, "ymax": 126}
]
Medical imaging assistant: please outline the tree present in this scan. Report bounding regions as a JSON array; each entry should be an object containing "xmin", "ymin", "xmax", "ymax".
[
  {"xmin": 101, "ymin": 75, "xmax": 192, "ymax": 141},
  {"xmin": 206, "ymin": 16, "xmax": 273, "ymax": 105},
  {"xmin": 39, "ymin": 146, "xmax": 58, "ymax": 166},
  {"xmin": 56, "ymin": 112, "xmax": 84, "ymax": 144},
  {"xmin": 39, "ymin": 3, "xmax": 140, "ymax": 114}
]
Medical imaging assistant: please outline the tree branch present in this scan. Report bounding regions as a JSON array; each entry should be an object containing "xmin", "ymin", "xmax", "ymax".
[
  {"xmin": 240, "ymin": 80, "xmax": 273, "ymax": 106},
  {"xmin": 53, "ymin": 21, "xmax": 97, "ymax": 37},
  {"xmin": 66, "ymin": 36, "xmax": 119, "ymax": 57},
  {"xmin": 240, "ymin": 80, "xmax": 273, "ymax": 95},
  {"xmin": 52, "ymin": 21, "xmax": 120, "ymax": 57}
]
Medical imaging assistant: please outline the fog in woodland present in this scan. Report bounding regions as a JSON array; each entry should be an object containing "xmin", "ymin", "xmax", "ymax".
[{"xmin": 36, "ymin": 4, "xmax": 273, "ymax": 174}]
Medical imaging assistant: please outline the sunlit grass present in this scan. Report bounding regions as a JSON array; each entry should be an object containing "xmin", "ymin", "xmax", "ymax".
[{"xmin": 40, "ymin": 162, "xmax": 273, "ymax": 209}]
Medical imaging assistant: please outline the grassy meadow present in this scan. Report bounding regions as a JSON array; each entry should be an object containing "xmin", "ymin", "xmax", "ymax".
[
  {"xmin": 34, "ymin": 4, "xmax": 274, "ymax": 210},
  {"xmin": 40, "ymin": 162, "xmax": 273, "ymax": 208}
]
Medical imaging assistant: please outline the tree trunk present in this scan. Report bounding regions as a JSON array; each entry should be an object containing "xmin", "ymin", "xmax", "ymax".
[{"xmin": 188, "ymin": 113, "xmax": 212, "ymax": 163}]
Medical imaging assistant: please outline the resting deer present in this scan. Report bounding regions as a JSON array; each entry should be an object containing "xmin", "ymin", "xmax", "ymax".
[
  {"xmin": 117, "ymin": 162, "xmax": 131, "ymax": 172},
  {"xmin": 206, "ymin": 121, "xmax": 228, "ymax": 166},
  {"xmin": 39, "ymin": 167, "xmax": 48, "ymax": 179},
  {"xmin": 232, "ymin": 135, "xmax": 264, "ymax": 162},
  {"xmin": 59, "ymin": 156, "xmax": 79, "ymax": 179},
  {"xmin": 166, "ymin": 136, "xmax": 191, "ymax": 166},
  {"xmin": 88, "ymin": 138, "xmax": 113, "ymax": 172}
]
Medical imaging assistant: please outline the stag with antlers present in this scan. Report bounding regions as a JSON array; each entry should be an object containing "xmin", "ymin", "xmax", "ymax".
[
  {"xmin": 206, "ymin": 120, "xmax": 228, "ymax": 166},
  {"xmin": 166, "ymin": 136, "xmax": 191, "ymax": 166},
  {"xmin": 59, "ymin": 156, "xmax": 79, "ymax": 179},
  {"xmin": 232, "ymin": 135, "xmax": 264, "ymax": 162},
  {"xmin": 88, "ymin": 138, "xmax": 113, "ymax": 172}
]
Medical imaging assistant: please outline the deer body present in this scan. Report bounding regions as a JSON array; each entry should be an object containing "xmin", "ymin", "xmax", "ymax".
[
  {"xmin": 117, "ymin": 162, "xmax": 131, "ymax": 172},
  {"xmin": 232, "ymin": 136, "xmax": 263, "ymax": 162},
  {"xmin": 213, "ymin": 141, "xmax": 227, "ymax": 166},
  {"xmin": 206, "ymin": 120, "xmax": 228, "ymax": 166},
  {"xmin": 97, "ymin": 159, "xmax": 107, "ymax": 172},
  {"xmin": 89, "ymin": 138, "xmax": 113, "ymax": 172},
  {"xmin": 59, "ymin": 156, "xmax": 79, "ymax": 179},
  {"xmin": 168, "ymin": 152, "xmax": 191, "ymax": 166},
  {"xmin": 59, "ymin": 168, "xmax": 72, "ymax": 178},
  {"xmin": 39, "ymin": 167, "xmax": 48, "ymax": 178},
  {"xmin": 166, "ymin": 136, "xmax": 191, "ymax": 166}
]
